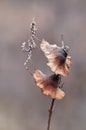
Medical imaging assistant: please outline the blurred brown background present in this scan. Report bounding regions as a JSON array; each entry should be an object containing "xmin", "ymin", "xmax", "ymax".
[{"xmin": 0, "ymin": 0, "xmax": 86, "ymax": 130}]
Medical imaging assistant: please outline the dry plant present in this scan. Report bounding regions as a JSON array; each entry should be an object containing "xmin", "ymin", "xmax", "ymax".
[{"xmin": 21, "ymin": 18, "xmax": 72, "ymax": 130}]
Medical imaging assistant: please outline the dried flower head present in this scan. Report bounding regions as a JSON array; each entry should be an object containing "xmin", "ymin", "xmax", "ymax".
[
  {"xmin": 33, "ymin": 70, "xmax": 65, "ymax": 99},
  {"xmin": 40, "ymin": 39, "xmax": 72, "ymax": 76}
]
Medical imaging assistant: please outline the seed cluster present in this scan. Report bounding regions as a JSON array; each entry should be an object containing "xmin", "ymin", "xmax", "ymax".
[{"xmin": 21, "ymin": 18, "xmax": 37, "ymax": 68}]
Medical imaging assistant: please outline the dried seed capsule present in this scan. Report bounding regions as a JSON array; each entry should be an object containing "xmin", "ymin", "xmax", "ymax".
[
  {"xmin": 40, "ymin": 39, "xmax": 72, "ymax": 76},
  {"xmin": 33, "ymin": 70, "xmax": 65, "ymax": 100}
]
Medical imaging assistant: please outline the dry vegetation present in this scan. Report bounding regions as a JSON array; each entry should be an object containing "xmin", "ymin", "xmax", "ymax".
[{"xmin": 0, "ymin": 0, "xmax": 86, "ymax": 130}]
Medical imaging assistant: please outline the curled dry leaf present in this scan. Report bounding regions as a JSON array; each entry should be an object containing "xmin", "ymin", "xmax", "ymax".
[
  {"xmin": 40, "ymin": 39, "xmax": 72, "ymax": 76},
  {"xmin": 33, "ymin": 70, "xmax": 65, "ymax": 100}
]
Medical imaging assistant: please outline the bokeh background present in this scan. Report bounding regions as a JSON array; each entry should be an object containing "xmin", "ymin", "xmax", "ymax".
[{"xmin": 0, "ymin": 0, "xmax": 86, "ymax": 130}]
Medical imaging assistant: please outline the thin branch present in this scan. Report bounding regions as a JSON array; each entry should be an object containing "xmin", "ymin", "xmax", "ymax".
[{"xmin": 47, "ymin": 98, "xmax": 55, "ymax": 130}]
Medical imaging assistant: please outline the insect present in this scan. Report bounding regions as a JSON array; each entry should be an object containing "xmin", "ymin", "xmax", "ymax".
[
  {"xmin": 40, "ymin": 39, "xmax": 72, "ymax": 76},
  {"xmin": 33, "ymin": 70, "xmax": 65, "ymax": 99}
]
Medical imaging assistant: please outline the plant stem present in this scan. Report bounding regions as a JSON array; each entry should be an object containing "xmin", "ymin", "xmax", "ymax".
[{"xmin": 47, "ymin": 98, "xmax": 55, "ymax": 130}]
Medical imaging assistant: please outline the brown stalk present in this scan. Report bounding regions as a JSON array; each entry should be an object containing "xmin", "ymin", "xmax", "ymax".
[{"xmin": 47, "ymin": 98, "xmax": 55, "ymax": 130}]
